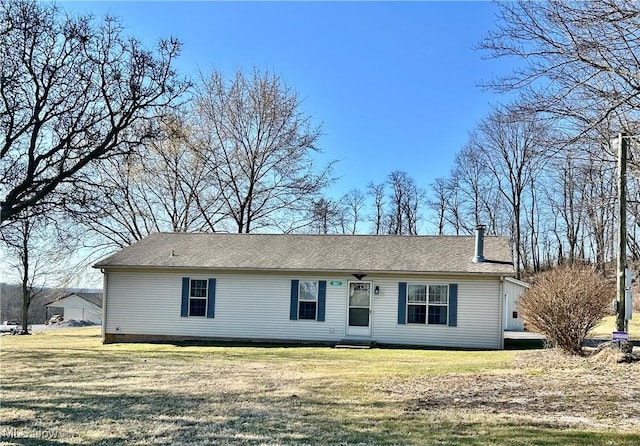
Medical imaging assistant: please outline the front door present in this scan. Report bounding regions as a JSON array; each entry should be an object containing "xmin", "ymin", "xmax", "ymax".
[{"xmin": 346, "ymin": 281, "xmax": 372, "ymax": 337}]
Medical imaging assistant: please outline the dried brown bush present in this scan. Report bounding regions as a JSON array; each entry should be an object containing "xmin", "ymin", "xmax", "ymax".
[{"xmin": 518, "ymin": 265, "xmax": 613, "ymax": 355}]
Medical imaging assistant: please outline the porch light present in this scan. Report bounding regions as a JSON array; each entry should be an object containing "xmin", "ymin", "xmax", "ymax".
[{"xmin": 374, "ymin": 285, "xmax": 380, "ymax": 295}]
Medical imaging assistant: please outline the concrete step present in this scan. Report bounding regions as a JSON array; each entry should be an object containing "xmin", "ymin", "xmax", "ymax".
[{"xmin": 334, "ymin": 339, "xmax": 374, "ymax": 349}]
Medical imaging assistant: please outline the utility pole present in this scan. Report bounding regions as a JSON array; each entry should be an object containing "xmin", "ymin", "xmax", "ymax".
[{"xmin": 617, "ymin": 132, "xmax": 628, "ymax": 333}]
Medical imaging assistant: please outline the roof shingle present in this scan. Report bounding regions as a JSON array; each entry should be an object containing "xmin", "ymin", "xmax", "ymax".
[{"xmin": 94, "ymin": 232, "xmax": 514, "ymax": 275}]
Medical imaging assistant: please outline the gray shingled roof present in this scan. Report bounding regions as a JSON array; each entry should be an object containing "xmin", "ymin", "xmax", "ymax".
[
  {"xmin": 94, "ymin": 233, "xmax": 514, "ymax": 275},
  {"xmin": 46, "ymin": 292, "xmax": 103, "ymax": 308},
  {"xmin": 74, "ymin": 292, "xmax": 103, "ymax": 308}
]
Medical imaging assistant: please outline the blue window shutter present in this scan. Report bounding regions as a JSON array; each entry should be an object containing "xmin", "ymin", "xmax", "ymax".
[
  {"xmin": 317, "ymin": 280, "xmax": 327, "ymax": 321},
  {"xmin": 448, "ymin": 284, "xmax": 458, "ymax": 327},
  {"xmin": 398, "ymin": 282, "xmax": 407, "ymax": 324},
  {"xmin": 290, "ymin": 280, "xmax": 299, "ymax": 320},
  {"xmin": 207, "ymin": 278, "xmax": 216, "ymax": 319},
  {"xmin": 181, "ymin": 277, "xmax": 189, "ymax": 317}
]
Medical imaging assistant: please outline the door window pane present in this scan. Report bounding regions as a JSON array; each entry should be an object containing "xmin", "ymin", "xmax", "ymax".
[
  {"xmin": 349, "ymin": 284, "xmax": 370, "ymax": 307},
  {"xmin": 349, "ymin": 308, "xmax": 369, "ymax": 326}
]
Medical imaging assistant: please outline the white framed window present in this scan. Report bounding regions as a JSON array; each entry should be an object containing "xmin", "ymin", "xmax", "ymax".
[
  {"xmin": 407, "ymin": 284, "xmax": 448, "ymax": 325},
  {"xmin": 189, "ymin": 279, "xmax": 208, "ymax": 317},
  {"xmin": 298, "ymin": 281, "xmax": 318, "ymax": 320}
]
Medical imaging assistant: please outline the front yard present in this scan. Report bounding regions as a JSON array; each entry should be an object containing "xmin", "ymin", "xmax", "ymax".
[{"xmin": 1, "ymin": 327, "xmax": 639, "ymax": 445}]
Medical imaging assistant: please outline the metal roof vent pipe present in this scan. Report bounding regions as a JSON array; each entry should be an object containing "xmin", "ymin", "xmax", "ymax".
[{"xmin": 473, "ymin": 224, "xmax": 486, "ymax": 263}]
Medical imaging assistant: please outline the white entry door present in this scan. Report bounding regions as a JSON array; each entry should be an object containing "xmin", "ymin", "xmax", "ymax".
[{"xmin": 346, "ymin": 282, "xmax": 372, "ymax": 337}]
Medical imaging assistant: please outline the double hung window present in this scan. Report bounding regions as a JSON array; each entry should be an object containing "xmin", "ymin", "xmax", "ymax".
[
  {"xmin": 189, "ymin": 279, "xmax": 208, "ymax": 317},
  {"xmin": 298, "ymin": 281, "xmax": 318, "ymax": 320},
  {"xmin": 407, "ymin": 284, "xmax": 448, "ymax": 325}
]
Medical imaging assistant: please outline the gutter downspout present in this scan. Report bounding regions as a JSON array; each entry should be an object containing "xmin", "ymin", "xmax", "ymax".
[
  {"xmin": 499, "ymin": 276, "xmax": 505, "ymax": 350},
  {"xmin": 101, "ymin": 269, "xmax": 107, "ymax": 343}
]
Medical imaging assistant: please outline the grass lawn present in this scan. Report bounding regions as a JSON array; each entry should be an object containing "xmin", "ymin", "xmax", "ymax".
[
  {"xmin": 591, "ymin": 315, "xmax": 640, "ymax": 340},
  {"xmin": 1, "ymin": 328, "xmax": 639, "ymax": 445}
]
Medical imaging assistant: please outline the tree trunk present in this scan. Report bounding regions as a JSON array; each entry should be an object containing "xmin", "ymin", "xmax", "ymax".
[
  {"xmin": 21, "ymin": 285, "xmax": 31, "ymax": 335},
  {"xmin": 20, "ymin": 227, "xmax": 31, "ymax": 335}
]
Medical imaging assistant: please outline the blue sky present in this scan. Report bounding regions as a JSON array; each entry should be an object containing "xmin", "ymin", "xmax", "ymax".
[
  {"xmin": 62, "ymin": 0, "xmax": 516, "ymax": 198},
  {"xmin": 0, "ymin": 1, "xmax": 518, "ymax": 286}
]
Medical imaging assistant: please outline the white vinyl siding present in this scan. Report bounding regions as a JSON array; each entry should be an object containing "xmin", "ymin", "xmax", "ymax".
[
  {"xmin": 371, "ymin": 277, "xmax": 502, "ymax": 349},
  {"xmin": 104, "ymin": 270, "xmax": 503, "ymax": 349},
  {"xmin": 106, "ymin": 271, "xmax": 347, "ymax": 342}
]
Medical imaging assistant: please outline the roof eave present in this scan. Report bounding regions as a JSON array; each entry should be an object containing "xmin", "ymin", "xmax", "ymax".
[{"xmin": 94, "ymin": 264, "xmax": 514, "ymax": 276}]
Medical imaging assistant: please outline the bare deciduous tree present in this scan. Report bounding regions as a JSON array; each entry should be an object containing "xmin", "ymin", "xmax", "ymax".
[
  {"xmin": 427, "ymin": 178, "xmax": 448, "ymax": 235},
  {"xmin": 195, "ymin": 68, "xmax": 334, "ymax": 233},
  {"xmin": 547, "ymin": 151, "xmax": 587, "ymax": 265},
  {"xmin": 481, "ymin": 0, "xmax": 640, "ymax": 134},
  {"xmin": 386, "ymin": 171, "xmax": 424, "ymax": 235},
  {"xmin": 470, "ymin": 105, "xmax": 549, "ymax": 278},
  {"xmin": 584, "ymin": 156, "xmax": 616, "ymax": 271},
  {"xmin": 338, "ymin": 189, "xmax": 366, "ymax": 235},
  {"xmin": 367, "ymin": 182, "xmax": 386, "ymax": 235},
  {"xmin": 0, "ymin": 0, "xmax": 187, "ymax": 224},
  {"xmin": 78, "ymin": 116, "xmax": 225, "ymax": 250},
  {"xmin": 308, "ymin": 197, "xmax": 341, "ymax": 234},
  {"xmin": 2, "ymin": 217, "xmax": 76, "ymax": 334},
  {"xmin": 448, "ymin": 145, "xmax": 505, "ymax": 236}
]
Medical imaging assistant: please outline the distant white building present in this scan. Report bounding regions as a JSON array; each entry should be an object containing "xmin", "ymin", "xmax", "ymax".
[{"xmin": 46, "ymin": 292, "xmax": 103, "ymax": 324}]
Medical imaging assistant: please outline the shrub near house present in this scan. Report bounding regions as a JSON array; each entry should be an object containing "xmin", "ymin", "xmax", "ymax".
[{"xmin": 518, "ymin": 264, "xmax": 613, "ymax": 355}]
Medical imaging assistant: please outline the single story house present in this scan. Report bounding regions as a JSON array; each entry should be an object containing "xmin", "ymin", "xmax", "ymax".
[
  {"xmin": 45, "ymin": 292, "xmax": 103, "ymax": 324},
  {"xmin": 94, "ymin": 227, "xmax": 515, "ymax": 349}
]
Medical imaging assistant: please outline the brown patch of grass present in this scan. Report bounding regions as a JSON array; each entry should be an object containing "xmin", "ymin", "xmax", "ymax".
[{"xmin": 380, "ymin": 349, "xmax": 640, "ymax": 432}]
